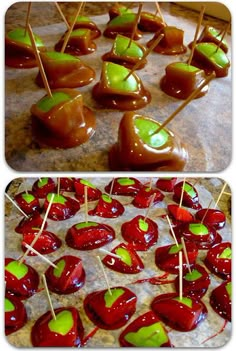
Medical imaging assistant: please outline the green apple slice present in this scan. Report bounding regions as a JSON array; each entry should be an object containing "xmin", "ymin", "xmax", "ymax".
[
  {"xmin": 124, "ymin": 322, "xmax": 169, "ymax": 347},
  {"xmin": 196, "ymin": 43, "xmax": 229, "ymax": 67},
  {"xmin": 208, "ymin": 27, "xmax": 228, "ymax": 46},
  {"xmin": 5, "ymin": 261, "xmax": 28, "ymax": 280},
  {"xmin": 183, "ymin": 183, "xmax": 196, "ymax": 198},
  {"xmin": 134, "ymin": 117, "xmax": 169, "ymax": 148},
  {"xmin": 173, "ymin": 296, "xmax": 193, "ymax": 308},
  {"xmin": 37, "ymin": 178, "xmax": 49, "ymax": 187},
  {"xmin": 168, "ymin": 244, "xmax": 183, "ymax": 254},
  {"xmin": 36, "ymin": 92, "xmax": 71, "ymax": 113},
  {"xmin": 5, "ymin": 298, "xmax": 15, "ymax": 312},
  {"xmin": 109, "ymin": 13, "xmax": 136, "ymax": 26},
  {"xmin": 70, "ymin": 28, "xmax": 89, "ymax": 37},
  {"xmin": 172, "ymin": 62, "xmax": 200, "ymax": 72},
  {"xmin": 189, "ymin": 223, "xmax": 209, "ymax": 236},
  {"xmin": 104, "ymin": 62, "xmax": 138, "ymax": 92},
  {"xmin": 115, "ymin": 248, "xmax": 132, "ymax": 266},
  {"xmin": 22, "ymin": 193, "xmax": 35, "ymax": 203},
  {"xmin": 47, "ymin": 193, "xmax": 66, "ymax": 205},
  {"xmin": 117, "ymin": 178, "xmax": 135, "ymax": 186},
  {"xmin": 113, "ymin": 35, "xmax": 143, "ymax": 58},
  {"xmin": 104, "ymin": 288, "xmax": 125, "ymax": 308},
  {"xmin": 46, "ymin": 51, "xmax": 79, "ymax": 62},
  {"xmin": 53, "ymin": 259, "xmax": 66, "ymax": 278},
  {"xmin": 7, "ymin": 28, "xmax": 44, "ymax": 47},
  {"xmin": 138, "ymin": 218, "xmax": 148, "ymax": 232},
  {"xmin": 48, "ymin": 310, "xmax": 74, "ymax": 335},
  {"xmin": 75, "ymin": 222, "xmax": 98, "ymax": 230},
  {"xmin": 80, "ymin": 179, "xmax": 96, "ymax": 189},
  {"xmin": 101, "ymin": 194, "xmax": 112, "ymax": 203},
  {"xmin": 184, "ymin": 269, "xmax": 202, "ymax": 281},
  {"xmin": 218, "ymin": 247, "xmax": 232, "ymax": 259},
  {"xmin": 226, "ymin": 281, "xmax": 231, "ymax": 299}
]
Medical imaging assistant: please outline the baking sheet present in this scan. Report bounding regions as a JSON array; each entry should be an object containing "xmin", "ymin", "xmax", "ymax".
[
  {"xmin": 5, "ymin": 3, "xmax": 232, "ymax": 172},
  {"xmin": 5, "ymin": 177, "xmax": 231, "ymax": 347}
]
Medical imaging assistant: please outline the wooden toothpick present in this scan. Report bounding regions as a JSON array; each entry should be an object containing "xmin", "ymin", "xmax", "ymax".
[
  {"xmin": 27, "ymin": 24, "xmax": 52, "ymax": 98},
  {"xmin": 96, "ymin": 255, "xmax": 112, "ymax": 295},
  {"xmin": 109, "ymin": 178, "xmax": 115, "ymax": 197},
  {"xmin": 152, "ymin": 72, "xmax": 216, "ymax": 135},
  {"xmin": 41, "ymin": 273, "xmax": 57, "ymax": 320},
  {"xmin": 84, "ymin": 185, "xmax": 88, "ymax": 223},
  {"xmin": 200, "ymin": 199, "xmax": 213, "ymax": 224},
  {"xmin": 24, "ymin": 2, "xmax": 32, "ymax": 36},
  {"xmin": 144, "ymin": 193, "xmax": 156, "ymax": 222},
  {"xmin": 55, "ymin": 2, "xmax": 70, "ymax": 29},
  {"xmin": 61, "ymin": 2, "xmax": 84, "ymax": 53},
  {"xmin": 215, "ymin": 22, "xmax": 230, "ymax": 52},
  {"xmin": 214, "ymin": 182, "xmax": 227, "ymax": 209},
  {"xmin": 188, "ymin": 5, "xmax": 205, "ymax": 65},
  {"xmin": 57, "ymin": 178, "xmax": 60, "ymax": 196},
  {"xmin": 181, "ymin": 237, "xmax": 191, "ymax": 274},
  {"xmin": 23, "ymin": 243, "xmax": 58, "ymax": 268},
  {"xmin": 98, "ymin": 248, "xmax": 121, "ymax": 259},
  {"xmin": 179, "ymin": 251, "xmax": 183, "ymax": 300},
  {"xmin": 166, "ymin": 215, "xmax": 179, "ymax": 246},
  {"xmin": 5, "ymin": 193, "xmax": 29, "ymax": 218},
  {"xmin": 155, "ymin": 2, "xmax": 166, "ymax": 25},
  {"xmin": 179, "ymin": 178, "xmax": 186, "ymax": 208},
  {"xmin": 124, "ymin": 33, "xmax": 164, "ymax": 80},
  {"xmin": 127, "ymin": 3, "xmax": 143, "ymax": 48}
]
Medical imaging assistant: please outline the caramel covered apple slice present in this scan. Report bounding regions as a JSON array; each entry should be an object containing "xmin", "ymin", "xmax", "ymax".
[
  {"xmin": 191, "ymin": 42, "xmax": 230, "ymax": 77},
  {"xmin": 109, "ymin": 112, "xmax": 187, "ymax": 171},
  {"xmin": 5, "ymin": 28, "xmax": 46, "ymax": 68},
  {"xmin": 192, "ymin": 25, "xmax": 229, "ymax": 53},
  {"xmin": 31, "ymin": 88, "xmax": 95, "ymax": 148},
  {"xmin": 36, "ymin": 51, "xmax": 95, "ymax": 89},
  {"xmin": 102, "ymin": 34, "xmax": 147, "ymax": 69},
  {"xmin": 92, "ymin": 62, "xmax": 151, "ymax": 110},
  {"xmin": 147, "ymin": 26, "xmax": 187, "ymax": 55},
  {"xmin": 108, "ymin": 3, "xmax": 133, "ymax": 21},
  {"xmin": 66, "ymin": 14, "xmax": 101, "ymax": 39},
  {"xmin": 138, "ymin": 12, "xmax": 165, "ymax": 32},
  {"xmin": 104, "ymin": 13, "xmax": 142, "ymax": 40},
  {"xmin": 160, "ymin": 62, "xmax": 208, "ymax": 99}
]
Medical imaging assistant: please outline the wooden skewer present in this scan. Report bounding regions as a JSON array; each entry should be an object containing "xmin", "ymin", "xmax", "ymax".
[
  {"xmin": 18, "ymin": 194, "xmax": 55, "ymax": 264},
  {"xmin": 27, "ymin": 24, "xmax": 52, "ymax": 98},
  {"xmin": 5, "ymin": 193, "xmax": 29, "ymax": 218},
  {"xmin": 61, "ymin": 2, "xmax": 84, "ymax": 53},
  {"xmin": 181, "ymin": 237, "xmax": 191, "ymax": 274},
  {"xmin": 166, "ymin": 215, "xmax": 179, "ymax": 246},
  {"xmin": 80, "ymin": 1, "xmax": 86, "ymax": 15},
  {"xmin": 84, "ymin": 185, "xmax": 88, "ymax": 223},
  {"xmin": 223, "ymin": 192, "xmax": 231, "ymax": 196},
  {"xmin": 149, "ymin": 178, "xmax": 153, "ymax": 189},
  {"xmin": 57, "ymin": 178, "xmax": 60, "ymax": 196},
  {"xmin": 55, "ymin": 2, "xmax": 70, "ymax": 29},
  {"xmin": 215, "ymin": 22, "xmax": 230, "ymax": 52},
  {"xmin": 98, "ymin": 248, "xmax": 121, "ymax": 259},
  {"xmin": 127, "ymin": 3, "xmax": 143, "ymax": 48},
  {"xmin": 179, "ymin": 178, "xmax": 186, "ymax": 208},
  {"xmin": 109, "ymin": 178, "xmax": 115, "ymax": 197},
  {"xmin": 23, "ymin": 243, "xmax": 58, "ymax": 268},
  {"xmin": 41, "ymin": 273, "xmax": 57, "ymax": 320},
  {"xmin": 179, "ymin": 251, "xmax": 183, "ymax": 300},
  {"xmin": 214, "ymin": 182, "xmax": 227, "ymax": 209},
  {"xmin": 155, "ymin": 2, "xmax": 166, "ymax": 25},
  {"xmin": 124, "ymin": 33, "xmax": 164, "ymax": 80},
  {"xmin": 201, "ymin": 199, "xmax": 213, "ymax": 224},
  {"xmin": 144, "ymin": 193, "xmax": 156, "ymax": 222},
  {"xmin": 152, "ymin": 72, "xmax": 216, "ymax": 135},
  {"xmin": 23, "ymin": 182, "xmax": 29, "ymax": 195},
  {"xmin": 24, "ymin": 2, "xmax": 32, "ymax": 36},
  {"xmin": 96, "ymin": 256, "xmax": 112, "ymax": 295},
  {"xmin": 187, "ymin": 5, "xmax": 205, "ymax": 65}
]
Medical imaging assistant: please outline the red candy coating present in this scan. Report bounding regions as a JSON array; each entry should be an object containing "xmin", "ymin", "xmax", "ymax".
[
  {"xmin": 5, "ymin": 295, "xmax": 27, "ymax": 335},
  {"xmin": 22, "ymin": 230, "xmax": 62, "ymax": 255},
  {"xmin": 210, "ymin": 281, "xmax": 231, "ymax": 322},
  {"xmin": 204, "ymin": 242, "xmax": 231, "ymax": 279},
  {"xmin": 88, "ymin": 194, "xmax": 124, "ymax": 218},
  {"xmin": 132, "ymin": 186, "xmax": 164, "ymax": 208}
]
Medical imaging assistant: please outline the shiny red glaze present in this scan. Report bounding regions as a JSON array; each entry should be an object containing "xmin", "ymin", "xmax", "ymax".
[
  {"xmin": 155, "ymin": 177, "xmax": 177, "ymax": 192},
  {"xmin": 173, "ymin": 181, "xmax": 202, "ymax": 210},
  {"xmin": 66, "ymin": 222, "xmax": 115, "ymax": 250},
  {"xmin": 173, "ymin": 221, "xmax": 222, "ymax": 249},
  {"xmin": 31, "ymin": 307, "xmax": 84, "ymax": 346},
  {"xmin": 32, "ymin": 178, "xmax": 56, "ymax": 198},
  {"xmin": 22, "ymin": 230, "xmax": 62, "ymax": 255},
  {"xmin": 104, "ymin": 178, "xmax": 143, "ymax": 196},
  {"xmin": 195, "ymin": 208, "xmax": 226, "ymax": 230},
  {"xmin": 174, "ymin": 264, "xmax": 210, "ymax": 298},
  {"xmin": 167, "ymin": 204, "xmax": 194, "ymax": 225},
  {"xmin": 204, "ymin": 242, "xmax": 231, "ymax": 279},
  {"xmin": 151, "ymin": 292, "xmax": 207, "ymax": 331},
  {"xmin": 5, "ymin": 294, "xmax": 27, "ymax": 335},
  {"xmin": 102, "ymin": 242, "xmax": 144, "ymax": 274},
  {"xmin": 74, "ymin": 179, "xmax": 102, "ymax": 203},
  {"xmin": 132, "ymin": 186, "xmax": 164, "ymax": 208},
  {"xmin": 121, "ymin": 215, "xmax": 158, "ymax": 251},
  {"xmin": 5, "ymin": 258, "xmax": 39, "ymax": 299},
  {"xmin": 15, "ymin": 212, "xmax": 47, "ymax": 234},
  {"xmin": 155, "ymin": 242, "xmax": 198, "ymax": 274},
  {"xmin": 45, "ymin": 255, "xmax": 85, "ymax": 295},
  {"xmin": 14, "ymin": 191, "xmax": 41, "ymax": 215},
  {"xmin": 84, "ymin": 286, "xmax": 137, "ymax": 330},
  {"xmin": 88, "ymin": 195, "xmax": 124, "ymax": 218},
  {"xmin": 59, "ymin": 177, "xmax": 75, "ymax": 192},
  {"xmin": 119, "ymin": 311, "xmax": 171, "ymax": 347},
  {"xmin": 43, "ymin": 194, "xmax": 80, "ymax": 221},
  {"xmin": 210, "ymin": 280, "xmax": 231, "ymax": 322}
]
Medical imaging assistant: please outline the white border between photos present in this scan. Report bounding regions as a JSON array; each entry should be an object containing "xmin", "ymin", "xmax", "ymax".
[{"xmin": 1, "ymin": 1, "xmax": 234, "ymax": 350}]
